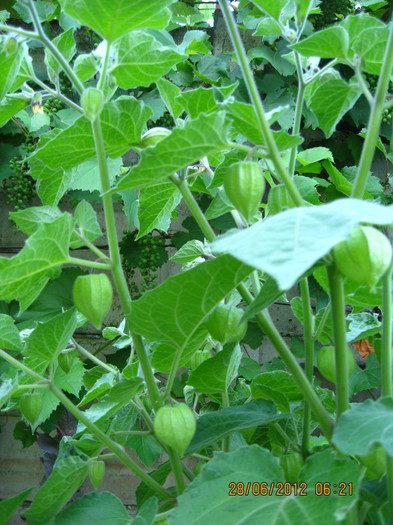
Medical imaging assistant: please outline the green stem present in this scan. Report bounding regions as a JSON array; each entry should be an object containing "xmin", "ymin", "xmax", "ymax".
[
  {"xmin": 0, "ymin": 24, "xmax": 38, "ymax": 39},
  {"xmin": 166, "ymin": 448, "xmax": 186, "ymax": 495},
  {"xmin": 71, "ymin": 338, "xmax": 117, "ymax": 373},
  {"xmin": 26, "ymin": 0, "xmax": 84, "ymax": 94},
  {"xmin": 49, "ymin": 384, "xmax": 174, "ymax": 500},
  {"xmin": 90, "ymin": 116, "xmax": 162, "ymax": 412},
  {"xmin": 217, "ymin": 0, "xmax": 303, "ymax": 208},
  {"xmin": 386, "ymin": 454, "xmax": 393, "ymax": 525},
  {"xmin": 313, "ymin": 302, "xmax": 331, "ymax": 341},
  {"xmin": 0, "ymin": 350, "xmax": 48, "ymax": 383},
  {"xmin": 31, "ymin": 76, "xmax": 83, "ymax": 113},
  {"xmin": 72, "ymin": 231, "xmax": 110, "ymax": 261},
  {"xmin": 326, "ymin": 265, "xmax": 349, "ymax": 419},
  {"xmin": 237, "ymin": 284, "xmax": 334, "ymax": 440},
  {"xmin": 381, "ymin": 261, "xmax": 393, "ymax": 397},
  {"xmin": 288, "ymin": 53, "xmax": 305, "ymax": 177},
  {"xmin": 67, "ymin": 257, "xmax": 112, "ymax": 270},
  {"xmin": 299, "ymin": 278, "xmax": 314, "ymax": 453},
  {"xmin": 97, "ymin": 41, "xmax": 112, "ymax": 91},
  {"xmin": 221, "ymin": 390, "xmax": 231, "ymax": 452},
  {"xmin": 351, "ymin": 21, "xmax": 393, "ymax": 199},
  {"xmin": 174, "ymin": 176, "xmax": 334, "ymax": 440}
]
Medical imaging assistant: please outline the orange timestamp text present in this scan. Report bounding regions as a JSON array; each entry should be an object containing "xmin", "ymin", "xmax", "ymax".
[{"xmin": 228, "ymin": 482, "xmax": 353, "ymax": 497}]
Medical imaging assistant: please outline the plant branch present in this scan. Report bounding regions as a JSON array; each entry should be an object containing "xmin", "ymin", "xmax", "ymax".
[
  {"xmin": 351, "ymin": 20, "xmax": 393, "ymax": 198},
  {"xmin": 381, "ymin": 261, "xmax": 393, "ymax": 397},
  {"xmin": 0, "ymin": 350, "xmax": 48, "ymax": 383},
  {"xmin": 31, "ymin": 75, "xmax": 83, "ymax": 113},
  {"xmin": 217, "ymin": 0, "xmax": 303, "ymax": 207},
  {"xmin": 71, "ymin": 338, "xmax": 117, "ymax": 373},
  {"xmin": 67, "ymin": 257, "xmax": 112, "ymax": 270},
  {"xmin": 288, "ymin": 52, "xmax": 306, "ymax": 177}
]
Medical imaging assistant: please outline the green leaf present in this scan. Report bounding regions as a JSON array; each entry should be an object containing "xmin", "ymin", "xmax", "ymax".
[
  {"xmin": 242, "ymin": 277, "xmax": 283, "ymax": 323},
  {"xmin": 133, "ymin": 497, "xmax": 158, "ymax": 525},
  {"xmin": 181, "ymin": 86, "xmax": 218, "ymax": 118},
  {"xmin": 54, "ymin": 356, "xmax": 85, "ymax": 397},
  {"xmin": 254, "ymin": 18, "xmax": 282, "ymax": 37},
  {"xmin": 24, "ymin": 309, "xmax": 78, "ymax": 363},
  {"xmin": 186, "ymin": 399, "xmax": 286, "ymax": 454},
  {"xmin": 291, "ymin": 26, "xmax": 349, "ymax": 58},
  {"xmin": 188, "ymin": 344, "xmax": 242, "ymax": 394},
  {"xmin": 10, "ymin": 206, "xmax": 63, "ymax": 236},
  {"xmin": 170, "ymin": 240, "xmax": 205, "ymax": 263},
  {"xmin": 250, "ymin": 0, "xmax": 289, "ymax": 20},
  {"xmin": 294, "ymin": 175, "xmax": 320, "ymax": 205},
  {"xmin": 112, "ymin": 31, "xmax": 186, "ymax": 88},
  {"xmin": 0, "ymin": 313, "xmax": 22, "ymax": 351},
  {"xmin": 129, "ymin": 255, "xmax": 253, "ymax": 370},
  {"xmin": 0, "ymin": 38, "xmax": 26, "ymax": 100},
  {"xmin": 332, "ymin": 398, "xmax": 393, "ymax": 457},
  {"xmin": 138, "ymin": 181, "xmax": 182, "ymax": 238},
  {"xmin": 0, "ymin": 94, "xmax": 30, "ymax": 127},
  {"xmin": 75, "ymin": 401, "xmax": 123, "ymax": 434},
  {"xmin": 45, "ymin": 28, "xmax": 76, "ymax": 77},
  {"xmin": 71, "ymin": 200, "xmax": 102, "ymax": 249},
  {"xmin": 252, "ymin": 370, "xmax": 303, "ymax": 403},
  {"xmin": 125, "ymin": 432, "xmax": 163, "ymax": 469},
  {"xmin": 0, "ymin": 214, "xmax": 74, "ymax": 311},
  {"xmin": 29, "ymin": 97, "xmax": 152, "ymax": 202},
  {"xmin": 73, "ymin": 53, "xmax": 98, "ymax": 82},
  {"xmin": 346, "ymin": 313, "xmax": 381, "ymax": 343},
  {"xmin": 297, "ymin": 147, "xmax": 333, "ymax": 165},
  {"xmin": 156, "ymin": 78, "xmax": 184, "ymax": 119},
  {"xmin": 22, "ymin": 456, "xmax": 88, "ymax": 525},
  {"xmin": 78, "ymin": 372, "xmax": 116, "ymax": 407},
  {"xmin": 68, "ymin": 157, "xmax": 123, "ymax": 193},
  {"xmin": 54, "ymin": 491, "xmax": 131, "ymax": 525},
  {"xmin": 0, "ymin": 487, "xmax": 34, "ymax": 525},
  {"xmin": 170, "ymin": 446, "xmax": 361, "ymax": 525},
  {"xmin": 113, "ymin": 112, "xmax": 231, "ymax": 192},
  {"xmin": 310, "ymin": 79, "xmax": 362, "ymax": 138},
  {"xmin": 349, "ymin": 353, "xmax": 381, "ymax": 395},
  {"xmin": 212, "ymin": 199, "xmax": 393, "ymax": 291},
  {"xmin": 61, "ymin": 0, "xmax": 176, "ymax": 42}
]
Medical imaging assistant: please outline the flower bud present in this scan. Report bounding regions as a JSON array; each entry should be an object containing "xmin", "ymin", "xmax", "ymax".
[{"xmin": 80, "ymin": 87, "xmax": 104, "ymax": 121}]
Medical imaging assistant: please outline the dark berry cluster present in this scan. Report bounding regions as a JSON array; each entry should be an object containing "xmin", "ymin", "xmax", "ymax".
[
  {"xmin": 59, "ymin": 72, "xmax": 72, "ymax": 95},
  {"xmin": 366, "ymin": 74, "xmax": 393, "ymax": 124},
  {"xmin": 120, "ymin": 230, "xmax": 168, "ymax": 297},
  {"xmin": 311, "ymin": 0, "xmax": 354, "ymax": 29},
  {"xmin": 150, "ymin": 110, "xmax": 175, "ymax": 129}
]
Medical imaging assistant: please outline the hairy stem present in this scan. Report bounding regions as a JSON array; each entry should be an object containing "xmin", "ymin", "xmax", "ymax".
[{"xmin": 381, "ymin": 261, "xmax": 393, "ymax": 397}]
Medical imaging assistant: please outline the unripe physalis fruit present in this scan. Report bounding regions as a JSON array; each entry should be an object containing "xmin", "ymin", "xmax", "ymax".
[
  {"xmin": 81, "ymin": 87, "xmax": 104, "ymax": 121},
  {"xmin": 153, "ymin": 404, "xmax": 196, "ymax": 454},
  {"xmin": 359, "ymin": 445, "xmax": 386, "ymax": 480},
  {"xmin": 223, "ymin": 161, "xmax": 265, "ymax": 222},
  {"xmin": 267, "ymin": 184, "xmax": 294, "ymax": 215},
  {"xmin": 20, "ymin": 392, "xmax": 42, "ymax": 427},
  {"xmin": 58, "ymin": 352, "xmax": 74, "ymax": 374},
  {"xmin": 88, "ymin": 460, "xmax": 105, "ymax": 490},
  {"xmin": 280, "ymin": 453, "xmax": 304, "ymax": 484},
  {"xmin": 205, "ymin": 304, "xmax": 248, "ymax": 344},
  {"xmin": 4, "ymin": 36, "xmax": 18, "ymax": 56},
  {"xmin": 333, "ymin": 226, "xmax": 392, "ymax": 291},
  {"xmin": 189, "ymin": 349, "xmax": 211, "ymax": 370},
  {"xmin": 73, "ymin": 274, "xmax": 113, "ymax": 329},
  {"xmin": 140, "ymin": 127, "xmax": 171, "ymax": 148},
  {"xmin": 317, "ymin": 345, "xmax": 355, "ymax": 384}
]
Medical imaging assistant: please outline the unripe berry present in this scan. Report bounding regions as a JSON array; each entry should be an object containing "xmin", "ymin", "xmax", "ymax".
[
  {"xmin": 73, "ymin": 274, "xmax": 113, "ymax": 329},
  {"xmin": 153, "ymin": 404, "xmax": 196, "ymax": 454},
  {"xmin": 205, "ymin": 304, "xmax": 247, "ymax": 344},
  {"xmin": 224, "ymin": 161, "xmax": 265, "ymax": 222},
  {"xmin": 81, "ymin": 88, "xmax": 104, "ymax": 121}
]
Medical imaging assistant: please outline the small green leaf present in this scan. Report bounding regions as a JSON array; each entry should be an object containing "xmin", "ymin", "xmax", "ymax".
[
  {"xmin": 250, "ymin": 0, "xmax": 290, "ymax": 20},
  {"xmin": 138, "ymin": 181, "xmax": 182, "ymax": 237},
  {"xmin": 71, "ymin": 200, "xmax": 102, "ymax": 249},
  {"xmin": 0, "ymin": 487, "xmax": 34, "ymax": 525},
  {"xmin": 291, "ymin": 26, "xmax": 349, "ymax": 58},
  {"xmin": 45, "ymin": 28, "xmax": 76, "ymax": 77},
  {"xmin": 0, "ymin": 313, "xmax": 22, "ymax": 351}
]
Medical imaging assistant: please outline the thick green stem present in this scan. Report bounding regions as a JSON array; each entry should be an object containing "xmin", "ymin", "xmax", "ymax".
[
  {"xmin": 90, "ymin": 116, "xmax": 162, "ymax": 411},
  {"xmin": 221, "ymin": 390, "xmax": 231, "ymax": 452},
  {"xmin": 166, "ymin": 448, "xmax": 186, "ymax": 495},
  {"xmin": 288, "ymin": 54, "xmax": 306, "ymax": 177},
  {"xmin": 351, "ymin": 21, "xmax": 393, "ymax": 199},
  {"xmin": 49, "ymin": 384, "xmax": 174, "ymax": 500},
  {"xmin": 27, "ymin": 0, "xmax": 84, "ymax": 94},
  {"xmin": 299, "ymin": 278, "xmax": 314, "ymax": 453},
  {"xmin": 217, "ymin": 0, "xmax": 303, "ymax": 208},
  {"xmin": 386, "ymin": 454, "xmax": 393, "ymax": 525},
  {"xmin": 313, "ymin": 303, "xmax": 331, "ymax": 341},
  {"xmin": 326, "ymin": 266, "xmax": 349, "ymax": 419},
  {"xmin": 381, "ymin": 262, "xmax": 393, "ymax": 397}
]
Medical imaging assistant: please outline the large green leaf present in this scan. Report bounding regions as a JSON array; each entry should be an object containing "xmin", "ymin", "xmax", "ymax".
[
  {"xmin": 61, "ymin": 0, "xmax": 176, "ymax": 42},
  {"xmin": 188, "ymin": 344, "xmax": 242, "ymax": 394},
  {"xmin": 0, "ymin": 214, "xmax": 74, "ymax": 310},
  {"xmin": 332, "ymin": 398, "xmax": 393, "ymax": 457},
  {"xmin": 310, "ymin": 79, "xmax": 362, "ymax": 138},
  {"xmin": 112, "ymin": 31, "xmax": 186, "ymax": 88},
  {"xmin": 138, "ymin": 181, "xmax": 182, "ymax": 237},
  {"xmin": 22, "ymin": 456, "xmax": 88, "ymax": 525},
  {"xmin": 9, "ymin": 206, "xmax": 63, "ymax": 236},
  {"xmin": 0, "ymin": 94, "xmax": 30, "ymax": 127},
  {"xmin": 129, "ymin": 255, "xmax": 253, "ymax": 369},
  {"xmin": 112, "ymin": 112, "xmax": 231, "ymax": 192},
  {"xmin": 212, "ymin": 199, "xmax": 393, "ymax": 291},
  {"xmin": 54, "ymin": 491, "xmax": 131, "ymax": 525},
  {"xmin": 24, "ymin": 309, "xmax": 78, "ymax": 363},
  {"xmin": 291, "ymin": 26, "xmax": 349, "ymax": 59},
  {"xmin": 186, "ymin": 399, "xmax": 287, "ymax": 454},
  {"xmin": 169, "ymin": 447, "xmax": 361, "ymax": 525},
  {"xmin": 250, "ymin": 0, "xmax": 289, "ymax": 20}
]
